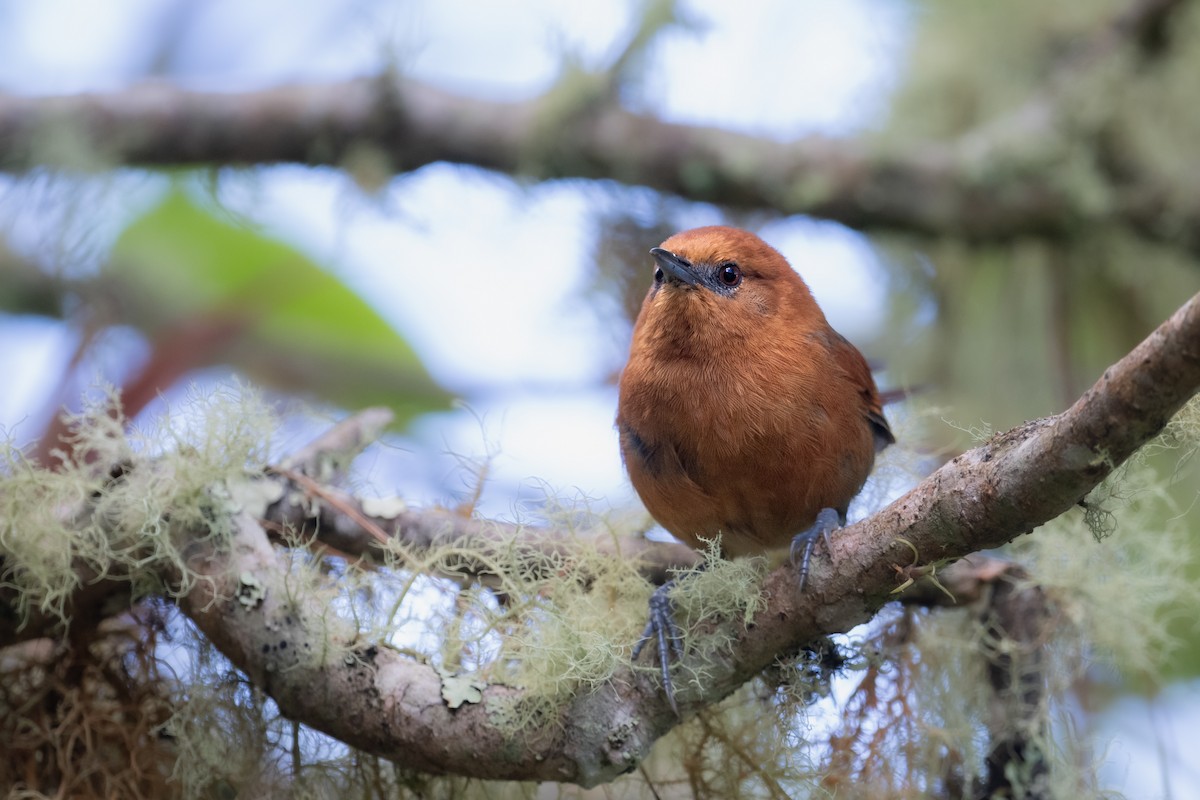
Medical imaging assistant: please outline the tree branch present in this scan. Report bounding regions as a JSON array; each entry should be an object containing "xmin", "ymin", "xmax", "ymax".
[
  {"xmin": 177, "ymin": 290, "xmax": 1200, "ymax": 785},
  {"xmin": 0, "ymin": 410, "xmax": 699, "ymax": 648},
  {"xmin": 0, "ymin": 0, "xmax": 1192, "ymax": 254},
  {"xmin": 0, "ymin": 72, "xmax": 1171, "ymax": 244},
  {"xmin": 4, "ymin": 291, "xmax": 1197, "ymax": 784},
  {"xmin": 266, "ymin": 408, "xmax": 700, "ymax": 582},
  {"xmin": 978, "ymin": 568, "xmax": 1051, "ymax": 800},
  {"xmin": 4, "ymin": 291, "xmax": 1197, "ymax": 783},
  {"xmin": 263, "ymin": 476, "xmax": 699, "ymax": 589}
]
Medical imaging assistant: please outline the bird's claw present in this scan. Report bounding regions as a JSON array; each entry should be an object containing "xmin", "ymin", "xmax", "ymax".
[
  {"xmin": 632, "ymin": 579, "xmax": 684, "ymax": 715},
  {"xmin": 790, "ymin": 507, "xmax": 844, "ymax": 592}
]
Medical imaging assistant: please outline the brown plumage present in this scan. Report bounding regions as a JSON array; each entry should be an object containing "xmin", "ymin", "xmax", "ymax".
[
  {"xmin": 618, "ymin": 225, "xmax": 892, "ymax": 557},
  {"xmin": 617, "ymin": 225, "xmax": 893, "ymax": 711}
]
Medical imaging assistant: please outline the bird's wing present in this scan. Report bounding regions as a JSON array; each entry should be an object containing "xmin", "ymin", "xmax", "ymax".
[{"xmin": 832, "ymin": 332, "xmax": 895, "ymax": 452}]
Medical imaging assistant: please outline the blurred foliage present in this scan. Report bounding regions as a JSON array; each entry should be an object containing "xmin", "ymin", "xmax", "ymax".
[
  {"xmin": 869, "ymin": 0, "xmax": 1200, "ymax": 690},
  {"xmin": 107, "ymin": 190, "xmax": 452, "ymax": 424},
  {"xmin": 876, "ymin": 231, "xmax": 1200, "ymax": 426},
  {"xmin": 0, "ymin": 241, "xmax": 64, "ymax": 317},
  {"xmin": 877, "ymin": 0, "xmax": 1200, "ymax": 418},
  {"xmin": 588, "ymin": 207, "xmax": 679, "ymax": 331},
  {"xmin": 0, "ymin": 188, "xmax": 452, "ymax": 441},
  {"xmin": 886, "ymin": 0, "xmax": 1127, "ymax": 137}
]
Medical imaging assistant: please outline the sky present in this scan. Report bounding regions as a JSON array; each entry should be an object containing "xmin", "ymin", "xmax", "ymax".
[{"xmin": 0, "ymin": 1, "xmax": 1195, "ymax": 796}]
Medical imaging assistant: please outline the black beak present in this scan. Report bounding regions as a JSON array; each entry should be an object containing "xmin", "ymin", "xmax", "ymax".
[{"xmin": 649, "ymin": 247, "xmax": 700, "ymax": 287}]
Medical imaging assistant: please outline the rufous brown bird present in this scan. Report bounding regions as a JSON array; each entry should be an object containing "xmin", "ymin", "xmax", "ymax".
[{"xmin": 617, "ymin": 225, "xmax": 894, "ymax": 711}]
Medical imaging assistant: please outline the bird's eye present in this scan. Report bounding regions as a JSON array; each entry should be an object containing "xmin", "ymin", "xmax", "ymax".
[
  {"xmin": 719, "ymin": 263, "xmax": 742, "ymax": 287},
  {"xmin": 654, "ymin": 267, "xmax": 664, "ymax": 284}
]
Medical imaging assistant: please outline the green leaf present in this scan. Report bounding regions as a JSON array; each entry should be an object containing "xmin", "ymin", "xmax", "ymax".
[{"xmin": 107, "ymin": 190, "xmax": 452, "ymax": 424}]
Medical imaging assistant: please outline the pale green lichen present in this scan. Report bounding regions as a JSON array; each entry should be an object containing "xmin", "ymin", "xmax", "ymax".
[{"xmin": 0, "ymin": 384, "xmax": 274, "ymax": 628}]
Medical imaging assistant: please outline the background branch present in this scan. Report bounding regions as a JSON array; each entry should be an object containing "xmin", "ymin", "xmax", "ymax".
[{"xmin": 1, "ymin": 59, "xmax": 1193, "ymax": 248}]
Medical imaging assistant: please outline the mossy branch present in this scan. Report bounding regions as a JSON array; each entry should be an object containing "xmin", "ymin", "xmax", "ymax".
[
  {"xmin": 4, "ymin": 291, "xmax": 1192, "ymax": 787},
  {"xmin": 207, "ymin": 291, "xmax": 1198, "ymax": 785},
  {"xmin": 0, "ymin": 408, "xmax": 700, "ymax": 648},
  {"xmin": 697, "ymin": 289, "xmax": 1200, "ymax": 705},
  {"xmin": 264, "ymin": 410, "xmax": 700, "ymax": 586}
]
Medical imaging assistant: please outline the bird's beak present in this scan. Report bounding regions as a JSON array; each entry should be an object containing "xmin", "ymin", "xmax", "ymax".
[{"xmin": 650, "ymin": 247, "xmax": 700, "ymax": 287}]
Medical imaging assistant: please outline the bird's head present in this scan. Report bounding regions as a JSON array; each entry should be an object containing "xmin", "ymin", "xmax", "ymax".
[{"xmin": 636, "ymin": 226, "xmax": 823, "ymax": 346}]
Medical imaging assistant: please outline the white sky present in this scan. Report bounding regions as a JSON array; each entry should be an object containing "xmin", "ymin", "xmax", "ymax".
[{"xmin": 0, "ymin": 2, "xmax": 1193, "ymax": 795}]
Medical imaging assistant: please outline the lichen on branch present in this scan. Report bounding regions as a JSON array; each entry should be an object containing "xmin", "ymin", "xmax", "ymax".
[{"xmin": 0, "ymin": 291, "xmax": 1198, "ymax": 791}]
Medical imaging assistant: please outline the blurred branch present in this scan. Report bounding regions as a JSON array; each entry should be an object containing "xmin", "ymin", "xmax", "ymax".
[
  {"xmin": 1091, "ymin": 0, "xmax": 1187, "ymax": 63},
  {"xmin": 0, "ymin": 54, "xmax": 1193, "ymax": 251},
  {"xmin": 900, "ymin": 557, "xmax": 1052, "ymax": 799},
  {"xmin": 952, "ymin": 0, "xmax": 1197, "ymax": 251},
  {"xmin": 0, "ymin": 249, "xmax": 70, "ymax": 318},
  {"xmin": 0, "ymin": 0, "xmax": 1190, "ymax": 262},
  {"xmin": 978, "ymin": 571, "xmax": 1051, "ymax": 800},
  {"xmin": 4, "ymin": 291, "xmax": 1196, "ymax": 785}
]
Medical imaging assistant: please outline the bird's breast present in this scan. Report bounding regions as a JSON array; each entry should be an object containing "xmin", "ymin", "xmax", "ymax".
[{"xmin": 618, "ymin": 331, "xmax": 877, "ymax": 554}]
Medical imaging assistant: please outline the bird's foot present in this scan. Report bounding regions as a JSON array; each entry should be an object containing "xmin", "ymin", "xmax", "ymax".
[
  {"xmin": 790, "ymin": 507, "xmax": 844, "ymax": 592},
  {"xmin": 632, "ymin": 578, "xmax": 686, "ymax": 715}
]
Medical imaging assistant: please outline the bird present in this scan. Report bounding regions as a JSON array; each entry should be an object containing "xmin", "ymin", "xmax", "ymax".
[{"xmin": 616, "ymin": 225, "xmax": 894, "ymax": 712}]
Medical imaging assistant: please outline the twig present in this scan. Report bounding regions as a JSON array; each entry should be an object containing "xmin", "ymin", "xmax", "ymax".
[{"xmin": 269, "ymin": 465, "xmax": 392, "ymax": 547}]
